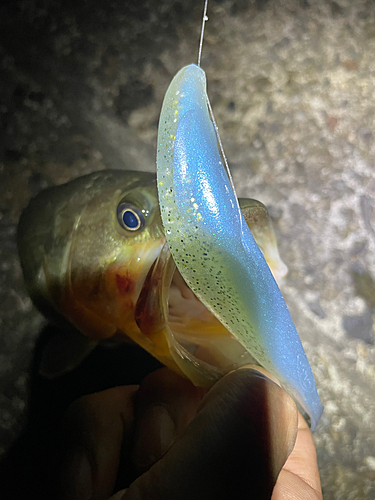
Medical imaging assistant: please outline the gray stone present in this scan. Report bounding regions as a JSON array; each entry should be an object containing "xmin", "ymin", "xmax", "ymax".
[
  {"xmin": 1, "ymin": 0, "xmax": 375, "ymax": 497},
  {"xmin": 342, "ymin": 309, "xmax": 374, "ymax": 345}
]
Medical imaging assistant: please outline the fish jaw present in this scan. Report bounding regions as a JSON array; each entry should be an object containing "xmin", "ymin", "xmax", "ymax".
[
  {"xmin": 63, "ymin": 237, "xmax": 166, "ymax": 341},
  {"xmin": 156, "ymin": 64, "xmax": 323, "ymax": 430}
]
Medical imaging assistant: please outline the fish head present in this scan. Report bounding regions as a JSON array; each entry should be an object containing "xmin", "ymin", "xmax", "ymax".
[{"xmin": 18, "ymin": 170, "xmax": 165, "ymax": 342}]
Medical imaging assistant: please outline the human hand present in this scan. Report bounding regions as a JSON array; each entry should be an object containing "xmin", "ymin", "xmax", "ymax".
[{"xmin": 55, "ymin": 367, "xmax": 322, "ymax": 500}]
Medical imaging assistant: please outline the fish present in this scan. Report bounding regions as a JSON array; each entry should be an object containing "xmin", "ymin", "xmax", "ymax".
[
  {"xmin": 17, "ymin": 169, "xmax": 287, "ymax": 381},
  {"xmin": 156, "ymin": 64, "xmax": 323, "ymax": 430}
]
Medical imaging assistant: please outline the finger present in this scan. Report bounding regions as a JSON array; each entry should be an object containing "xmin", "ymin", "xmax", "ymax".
[
  {"xmin": 272, "ymin": 412, "xmax": 322, "ymax": 500},
  {"xmin": 131, "ymin": 367, "xmax": 206, "ymax": 473},
  {"xmin": 56, "ymin": 385, "xmax": 138, "ymax": 500},
  {"xmin": 122, "ymin": 368, "xmax": 298, "ymax": 500},
  {"xmin": 244, "ymin": 366, "xmax": 322, "ymax": 499}
]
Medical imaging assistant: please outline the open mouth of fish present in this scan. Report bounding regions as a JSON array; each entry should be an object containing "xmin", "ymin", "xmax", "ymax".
[{"xmin": 134, "ymin": 240, "xmax": 256, "ymax": 387}]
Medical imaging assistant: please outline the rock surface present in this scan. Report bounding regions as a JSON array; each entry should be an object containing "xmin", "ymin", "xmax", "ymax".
[{"xmin": 1, "ymin": 0, "xmax": 375, "ymax": 498}]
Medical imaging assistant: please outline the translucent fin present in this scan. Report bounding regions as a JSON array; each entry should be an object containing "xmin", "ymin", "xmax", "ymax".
[{"xmin": 239, "ymin": 198, "xmax": 288, "ymax": 281}]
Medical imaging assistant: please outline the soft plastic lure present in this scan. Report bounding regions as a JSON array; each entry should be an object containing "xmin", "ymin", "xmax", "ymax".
[{"xmin": 156, "ymin": 64, "xmax": 323, "ymax": 430}]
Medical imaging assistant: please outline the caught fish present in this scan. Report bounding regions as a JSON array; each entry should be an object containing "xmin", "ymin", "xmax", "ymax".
[
  {"xmin": 156, "ymin": 64, "xmax": 323, "ymax": 430},
  {"xmin": 17, "ymin": 170, "xmax": 286, "ymax": 379}
]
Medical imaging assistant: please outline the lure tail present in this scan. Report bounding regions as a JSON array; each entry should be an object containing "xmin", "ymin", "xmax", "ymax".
[{"xmin": 157, "ymin": 64, "xmax": 323, "ymax": 430}]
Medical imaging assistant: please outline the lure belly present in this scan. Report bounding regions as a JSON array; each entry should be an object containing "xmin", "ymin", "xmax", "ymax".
[{"xmin": 157, "ymin": 64, "xmax": 323, "ymax": 430}]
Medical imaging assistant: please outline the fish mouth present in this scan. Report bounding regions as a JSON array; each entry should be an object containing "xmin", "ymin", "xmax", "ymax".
[{"xmin": 134, "ymin": 242, "xmax": 256, "ymax": 387}]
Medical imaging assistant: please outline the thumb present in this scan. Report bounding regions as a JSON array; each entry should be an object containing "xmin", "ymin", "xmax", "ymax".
[{"xmin": 118, "ymin": 368, "xmax": 298, "ymax": 500}]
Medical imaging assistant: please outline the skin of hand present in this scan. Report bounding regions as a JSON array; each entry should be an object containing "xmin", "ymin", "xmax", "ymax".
[{"xmin": 55, "ymin": 366, "xmax": 322, "ymax": 500}]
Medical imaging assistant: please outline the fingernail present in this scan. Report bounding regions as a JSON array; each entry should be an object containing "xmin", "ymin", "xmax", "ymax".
[
  {"xmin": 263, "ymin": 381, "xmax": 298, "ymax": 464},
  {"xmin": 59, "ymin": 447, "xmax": 93, "ymax": 500},
  {"xmin": 284, "ymin": 400, "xmax": 299, "ymax": 455},
  {"xmin": 133, "ymin": 405, "xmax": 176, "ymax": 470}
]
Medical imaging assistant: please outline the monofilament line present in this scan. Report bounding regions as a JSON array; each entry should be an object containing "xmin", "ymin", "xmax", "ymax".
[
  {"xmin": 197, "ymin": 0, "xmax": 209, "ymax": 67},
  {"xmin": 198, "ymin": 0, "xmax": 238, "ymax": 199},
  {"xmin": 206, "ymin": 97, "xmax": 237, "ymax": 196}
]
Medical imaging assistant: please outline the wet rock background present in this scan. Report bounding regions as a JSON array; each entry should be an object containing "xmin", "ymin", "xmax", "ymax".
[{"xmin": 1, "ymin": 0, "xmax": 375, "ymax": 498}]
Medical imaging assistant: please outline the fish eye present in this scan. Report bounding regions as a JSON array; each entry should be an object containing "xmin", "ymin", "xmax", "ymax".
[{"xmin": 117, "ymin": 203, "xmax": 145, "ymax": 232}]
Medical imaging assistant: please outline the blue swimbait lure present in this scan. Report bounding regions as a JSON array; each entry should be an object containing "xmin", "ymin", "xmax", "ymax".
[{"xmin": 157, "ymin": 64, "xmax": 323, "ymax": 430}]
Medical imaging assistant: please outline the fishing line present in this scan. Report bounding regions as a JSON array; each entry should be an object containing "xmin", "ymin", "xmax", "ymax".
[
  {"xmin": 206, "ymin": 98, "xmax": 238, "ymax": 198},
  {"xmin": 198, "ymin": 0, "xmax": 238, "ymax": 200},
  {"xmin": 198, "ymin": 0, "xmax": 209, "ymax": 67}
]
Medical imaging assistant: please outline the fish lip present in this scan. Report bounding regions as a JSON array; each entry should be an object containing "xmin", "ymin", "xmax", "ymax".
[
  {"xmin": 134, "ymin": 241, "xmax": 175, "ymax": 336},
  {"xmin": 131, "ymin": 238, "xmax": 167, "ymax": 302}
]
